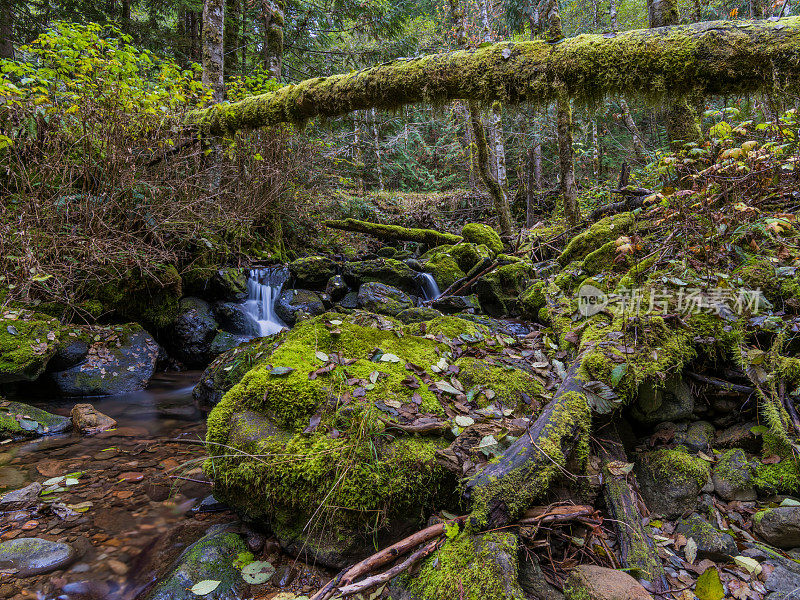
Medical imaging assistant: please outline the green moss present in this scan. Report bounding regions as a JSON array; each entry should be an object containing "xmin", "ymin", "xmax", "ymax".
[
  {"xmin": 617, "ymin": 254, "xmax": 658, "ymax": 289},
  {"xmin": 519, "ymin": 281, "xmax": 546, "ymax": 320},
  {"xmin": 456, "ymin": 356, "xmax": 544, "ymax": 410},
  {"xmin": 0, "ymin": 310, "xmax": 62, "ymax": 383},
  {"xmin": 404, "ymin": 315, "xmax": 490, "ymax": 344},
  {"xmin": 289, "ymin": 256, "xmax": 337, "ymax": 287},
  {"xmin": 411, "ymin": 528, "xmax": 523, "ymax": 600},
  {"xmin": 643, "ymin": 448, "xmax": 710, "ymax": 488},
  {"xmin": 558, "ymin": 212, "xmax": 634, "ymax": 266},
  {"xmin": 461, "ymin": 223, "xmax": 503, "ymax": 254},
  {"xmin": 447, "ymin": 243, "xmax": 493, "ymax": 273},
  {"xmin": 475, "ymin": 262, "xmax": 533, "ymax": 317},
  {"xmin": 324, "ymin": 219, "xmax": 462, "ymax": 247},
  {"xmin": 582, "ymin": 241, "xmax": 620, "ymax": 276},
  {"xmin": 736, "ymin": 255, "xmax": 800, "ymax": 312},
  {"xmin": 423, "ymin": 253, "xmax": 465, "ymax": 289}
]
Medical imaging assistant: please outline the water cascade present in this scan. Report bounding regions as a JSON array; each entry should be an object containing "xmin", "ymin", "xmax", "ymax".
[
  {"xmin": 244, "ymin": 267, "xmax": 289, "ymax": 336},
  {"xmin": 417, "ymin": 272, "xmax": 442, "ymax": 301}
]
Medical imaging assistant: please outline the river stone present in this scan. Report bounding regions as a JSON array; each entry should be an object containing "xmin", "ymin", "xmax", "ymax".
[
  {"xmin": 70, "ymin": 403, "xmax": 116, "ymax": 434},
  {"xmin": 396, "ymin": 307, "xmax": 443, "ymax": 324},
  {"xmin": 0, "ymin": 538, "xmax": 76, "ymax": 576},
  {"xmin": 754, "ymin": 506, "xmax": 800, "ymax": 548},
  {"xmin": 325, "ymin": 275, "xmax": 349, "ymax": 302},
  {"xmin": 634, "ymin": 449, "xmax": 710, "ymax": 518},
  {"xmin": 0, "ymin": 400, "xmax": 71, "ymax": 438},
  {"xmin": 48, "ymin": 337, "xmax": 90, "ymax": 372},
  {"xmin": 213, "ymin": 302, "xmax": 260, "ymax": 337},
  {"xmin": 343, "ymin": 258, "xmax": 419, "ymax": 293},
  {"xmin": 145, "ymin": 525, "xmax": 246, "ymax": 600},
  {"xmin": 764, "ymin": 557, "xmax": 800, "ymax": 600},
  {"xmin": 0, "ymin": 467, "xmax": 27, "ymax": 492},
  {"xmin": 339, "ymin": 291, "xmax": 359, "ymax": 309},
  {"xmin": 565, "ymin": 565, "xmax": 653, "ymax": 600},
  {"xmin": 0, "ymin": 310, "xmax": 63, "ymax": 384},
  {"xmin": 49, "ymin": 324, "xmax": 160, "ymax": 396},
  {"xmin": 289, "ymin": 256, "xmax": 338, "ymax": 289},
  {"xmin": 631, "ymin": 375, "xmax": 695, "ymax": 425},
  {"xmin": 712, "ymin": 448, "xmax": 756, "ymax": 501},
  {"xmin": 209, "ymin": 268, "xmax": 248, "ymax": 302},
  {"xmin": 676, "ymin": 514, "xmax": 737, "ymax": 561},
  {"xmin": 209, "ymin": 331, "xmax": 246, "ymax": 356},
  {"xmin": 357, "ymin": 282, "xmax": 414, "ymax": 316},
  {"xmin": 0, "ymin": 482, "xmax": 42, "ymax": 508},
  {"xmin": 170, "ymin": 298, "xmax": 219, "ymax": 367},
  {"xmin": 677, "ymin": 421, "xmax": 715, "ymax": 452},
  {"xmin": 432, "ymin": 294, "xmax": 480, "ymax": 314},
  {"xmin": 475, "ymin": 262, "xmax": 532, "ymax": 317},
  {"xmin": 275, "ymin": 289, "xmax": 325, "ymax": 325}
]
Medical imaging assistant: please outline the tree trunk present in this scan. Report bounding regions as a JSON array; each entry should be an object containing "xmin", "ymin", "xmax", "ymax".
[
  {"xmin": 324, "ymin": 219, "xmax": 463, "ymax": 246},
  {"xmin": 489, "ymin": 102, "xmax": 507, "ymax": 189},
  {"xmin": 191, "ymin": 17, "xmax": 800, "ymax": 134},
  {"xmin": 370, "ymin": 108, "xmax": 384, "ymax": 192},
  {"xmin": 469, "ymin": 103, "xmax": 514, "ymax": 237},
  {"xmin": 592, "ymin": 117, "xmax": 600, "ymax": 178},
  {"xmin": 261, "ymin": 0, "xmax": 284, "ymax": 80},
  {"xmin": 224, "ymin": 0, "xmax": 239, "ymax": 76},
  {"xmin": 525, "ymin": 138, "xmax": 542, "ymax": 227},
  {"xmin": 0, "ymin": 0, "xmax": 14, "ymax": 59},
  {"xmin": 121, "ymin": 0, "xmax": 130, "ymax": 22},
  {"xmin": 620, "ymin": 98, "xmax": 647, "ymax": 160},
  {"xmin": 202, "ymin": 0, "xmax": 225, "ymax": 102},
  {"xmin": 354, "ymin": 113, "xmax": 365, "ymax": 195}
]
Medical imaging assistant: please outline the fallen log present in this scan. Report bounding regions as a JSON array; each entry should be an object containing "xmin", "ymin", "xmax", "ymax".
[
  {"xmin": 189, "ymin": 17, "xmax": 800, "ymax": 135},
  {"xmin": 464, "ymin": 356, "xmax": 591, "ymax": 528},
  {"xmin": 322, "ymin": 218, "xmax": 462, "ymax": 246},
  {"xmin": 599, "ymin": 425, "xmax": 669, "ymax": 594}
]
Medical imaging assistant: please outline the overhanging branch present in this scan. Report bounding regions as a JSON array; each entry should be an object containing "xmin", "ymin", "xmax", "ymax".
[{"xmin": 189, "ymin": 17, "xmax": 800, "ymax": 134}]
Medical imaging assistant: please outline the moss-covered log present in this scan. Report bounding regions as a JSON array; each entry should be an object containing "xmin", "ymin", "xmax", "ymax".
[
  {"xmin": 190, "ymin": 17, "xmax": 800, "ymax": 134},
  {"xmin": 323, "ymin": 219, "xmax": 463, "ymax": 246}
]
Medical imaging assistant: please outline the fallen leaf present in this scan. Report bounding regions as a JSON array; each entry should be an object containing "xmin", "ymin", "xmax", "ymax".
[
  {"xmin": 695, "ymin": 567, "xmax": 724, "ymax": 600},
  {"xmin": 190, "ymin": 580, "xmax": 221, "ymax": 596}
]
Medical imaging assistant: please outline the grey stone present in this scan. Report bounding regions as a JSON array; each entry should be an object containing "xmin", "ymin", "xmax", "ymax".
[
  {"xmin": 169, "ymin": 298, "xmax": 219, "ymax": 367},
  {"xmin": 396, "ymin": 307, "xmax": 444, "ymax": 324},
  {"xmin": 565, "ymin": 565, "xmax": 653, "ymax": 600},
  {"xmin": 47, "ymin": 338, "xmax": 89, "ymax": 371},
  {"xmin": 676, "ymin": 514, "xmax": 737, "ymax": 561},
  {"xmin": 754, "ymin": 507, "xmax": 800, "ymax": 548},
  {"xmin": 209, "ymin": 331, "xmax": 246, "ymax": 356},
  {"xmin": 49, "ymin": 324, "xmax": 160, "ymax": 395},
  {"xmin": 712, "ymin": 448, "xmax": 756, "ymax": 501},
  {"xmin": 632, "ymin": 375, "xmax": 695, "ymax": 424},
  {"xmin": 325, "ymin": 275, "xmax": 349, "ymax": 302},
  {"xmin": 343, "ymin": 259, "xmax": 420, "ymax": 293},
  {"xmin": 678, "ymin": 421, "xmax": 715, "ymax": 452},
  {"xmin": 289, "ymin": 256, "xmax": 338, "ymax": 289},
  {"xmin": 634, "ymin": 449, "xmax": 710, "ymax": 518},
  {"xmin": 0, "ymin": 483, "xmax": 42, "ymax": 508},
  {"xmin": 213, "ymin": 302, "xmax": 260, "ymax": 337},
  {"xmin": 0, "ymin": 537, "xmax": 76, "ymax": 576},
  {"xmin": 519, "ymin": 554, "xmax": 565, "ymax": 600},
  {"xmin": 357, "ymin": 282, "xmax": 414, "ymax": 316},
  {"xmin": 275, "ymin": 289, "xmax": 325, "ymax": 325},
  {"xmin": 339, "ymin": 291, "xmax": 359, "ymax": 309},
  {"xmin": 145, "ymin": 525, "xmax": 247, "ymax": 600}
]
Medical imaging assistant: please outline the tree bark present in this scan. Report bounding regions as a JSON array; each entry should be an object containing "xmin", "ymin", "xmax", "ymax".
[
  {"xmin": 190, "ymin": 17, "xmax": 800, "ymax": 134},
  {"xmin": 525, "ymin": 139, "xmax": 542, "ymax": 227},
  {"xmin": 202, "ymin": 0, "xmax": 225, "ymax": 102},
  {"xmin": 224, "ymin": 0, "xmax": 239, "ymax": 76},
  {"xmin": 620, "ymin": 99, "xmax": 647, "ymax": 160},
  {"xmin": 0, "ymin": 0, "xmax": 14, "ymax": 59},
  {"xmin": 261, "ymin": 0, "xmax": 284, "ymax": 80},
  {"xmin": 370, "ymin": 108, "xmax": 384, "ymax": 191}
]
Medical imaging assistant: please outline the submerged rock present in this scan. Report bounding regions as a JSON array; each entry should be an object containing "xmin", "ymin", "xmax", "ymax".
[
  {"xmin": 71, "ymin": 403, "xmax": 116, "ymax": 434},
  {"xmin": 0, "ymin": 400, "xmax": 70, "ymax": 438},
  {"xmin": 0, "ymin": 482, "xmax": 42, "ymax": 508},
  {"xmin": 145, "ymin": 525, "xmax": 246, "ymax": 600},
  {"xmin": 0, "ymin": 537, "xmax": 76, "ymax": 576},
  {"xmin": 49, "ymin": 324, "xmax": 159, "ymax": 396},
  {"xmin": 357, "ymin": 282, "xmax": 414, "ymax": 316}
]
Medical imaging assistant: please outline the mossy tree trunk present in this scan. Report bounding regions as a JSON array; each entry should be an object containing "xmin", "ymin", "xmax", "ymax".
[
  {"xmin": 202, "ymin": 0, "xmax": 225, "ymax": 102},
  {"xmin": 189, "ymin": 17, "xmax": 800, "ymax": 134},
  {"xmin": 261, "ymin": 0, "xmax": 284, "ymax": 80}
]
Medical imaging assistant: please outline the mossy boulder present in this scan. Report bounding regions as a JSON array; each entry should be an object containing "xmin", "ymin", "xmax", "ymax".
[
  {"xmin": 634, "ymin": 448, "xmax": 711, "ymax": 518},
  {"xmin": 448, "ymin": 243, "xmax": 494, "ymax": 273},
  {"xmin": 432, "ymin": 294, "xmax": 480, "ymax": 314},
  {"xmin": 92, "ymin": 264, "xmax": 182, "ymax": 330},
  {"xmin": 423, "ymin": 253, "xmax": 465, "ymax": 289},
  {"xmin": 461, "ymin": 223, "xmax": 504, "ymax": 254},
  {"xmin": 0, "ymin": 309, "xmax": 62, "ymax": 383},
  {"xmin": 519, "ymin": 281, "xmax": 547, "ymax": 321},
  {"xmin": 558, "ymin": 212, "xmax": 634, "ymax": 266},
  {"xmin": 630, "ymin": 374, "xmax": 695, "ymax": 424},
  {"xmin": 357, "ymin": 282, "xmax": 414, "ymax": 316},
  {"xmin": 343, "ymin": 258, "xmax": 420, "ymax": 293},
  {"xmin": 735, "ymin": 256, "xmax": 800, "ymax": 312},
  {"xmin": 212, "ymin": 302, "xmax": 260, "ymax": 337},
  {"xmin": 275, "ymin": 289, "xmax": 325, "ymax": 325},
  {"xmin": 0, "ymin": 400, "xmax": 71, "ymax": 438},
  {"xmin": 0, "ymin": 538, "xmax": 76, "ymax": 577},
  {"xmin": 396, "ymin": 307, "xmax": 444, "ymax": 324},
  {"xmin": 289, "ymin": 256, "xmax": 338, "ymax": 289},
  {"xmin": 753, "ymin": 506, "xmax": 800, "ymax": 548},
  {"xmin": 169, "ymin": 298, "xmax": 219, "ymax": 367},
  {"xmin": 712, "ymin": 448, "xmax": 756, "ymax": 501},
  {"xmin": 325, "ymin": 275, "xmax": 349, "ymax": 302},
  {"xmin": 675, "ymin": 514, "xmax": 737, "ymax": 561},
  {"xmin": 456, "ymin": 356, "xmax": 543, "ymax": 411},
  {"xmin": 409, "ymin": 529, "xmax": 524, "ymax": 600},
  {"xmin": 204, "ymin": 313, "xmax": 540, "ymax": 567},
  {"xmin": 475, "ymin": 262, "xmax": 533, "ymax": 317},
  {"xmin": 145, "ymin": 525, "xmax": 247, "ymax": 600},
  {"xmin": 49, "ymin": 324, "xmax": 160, "ymax": 397}
]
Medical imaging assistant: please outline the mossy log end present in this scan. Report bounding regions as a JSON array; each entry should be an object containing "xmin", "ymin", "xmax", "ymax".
[
  {"xmin": 464, "ymin": 358, "xmax": 591, "ymax": 528},
  {"xmin": 323, "ymin": 219, "xmax": 463, "ymax": 246},
  {"xmin": 190, "ymin": 17, "xmax": 800, "ymax": 134}
]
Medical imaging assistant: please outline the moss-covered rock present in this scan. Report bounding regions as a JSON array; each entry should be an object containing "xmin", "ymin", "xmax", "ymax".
[
  {"xmin": 675, "ymin": 514, "xmax": 737, "ymax": 560},
  {"xmin": 169, "ymin": 297, "xmax": 219, "ymax": 367},
  {"xmin": 396, "ymin": 306, "xmax": 444, "ymax": 324},
  {"xmin": 0, "ymin": 400, "xmax": 71, "ymax": 438},
  {"xmin": 558, "ymin": 212, "xmax": 634, "ymax": 266},
  {"xmin": 735, "ymin": 256, "xmax": 800, "ymax": 313},
  {"xmin": 343, "ymin": 258, "xmax": 420, "ymax": 293},
  {"xmin": 432, "ymin": 294, "xmax": 481, "ymax": 314},
  {"xmin": 456, "ymin": 356, "xmax": 543, "ymax": 411},
  {"xmin": 447, "ymin": 243, "xmax": 494, "ymax": 273},
  {"xmin": 519, "ymin": 281, "xmax": 547, "ymax": 321},
  {"xmin": 423, "ymin": 253, "xmax": 465, "ymax": 289},
  {"xmin": 204, "ymin": 313, "xmax": 541, "ymax": 567},
  {"xmin": 634, "ymin": 448, "xmax": 711, "ymax": 518},
  {"xmin": 475, "ymin": 262, "xmax": 533, "ymax": 317},
  {"xmin": 410, "ymin": 529, "xmax": 524, "ymax": 600},
  {"xmin": 630, "ymin": 375, "xmax": 695, "ymax": 424},
  {"xmin": 0, "ymin": 309, "xmax": 62, "ymax": 384},
  {"xmin": 461, "ymin": 223, "xmax": 504, "ymax": 254},
  {"xmin": 753, "ymin": 506, "xmax": 800, "ymax": 548},
  {"xmin": 289, "ymin": 256, "xmax": 338, "ymax": 289},
  {"xmin": 275, "ymin": 289, "xmax": 325, "ymax": 326},
  {"xmin": 357, "ymin": 282, "xmax": 414, "ymax": 316},
  {"xmin": 712, "ymin": 448, "xmax": 756, "ymax": 501}
]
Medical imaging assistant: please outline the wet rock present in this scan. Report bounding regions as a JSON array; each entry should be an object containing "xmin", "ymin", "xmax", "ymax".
[
  {"xmin": 209, "ymin": 268, "xmax": 248, "ymax": 302},
  {"xmin": 213, "ymin": 302, "xmax": 260, "ymax": 337},
  {"xmin": 275, "ymin": 289, "xmax": 325, "ymax": 325},
  {"xmin": 712, "ymin": 448, "xmax": 756, "ymax": 501},
  {"xmin": 677, "ymin": 421, "xmax": 714, "ymax": 452},
  {"xmin": 0, "ymin": 467, "xmax": 27, "ymax": 492},
  {"xmin": 763, "ymin": 557, "xmax": 800, "ymax": 600},
  {"xmin": 325, "ymin": 275, "xmax": 349, "ymax": 302},
  {"xmin": 0, "ymin": 310, "xmax": 63, "ymax": 384},
  {"xmin": 209, "ymin": 331, "xmax": 246, "ymax": 356},
  {"xmin": 631, "ymin": 375, "xmax": 695, "ymax": 424},
  {"xmin": 754, "ymin": 506, "xmax": 800, "ymax": 548},
  {"xmin": 0, "ymin": 400, "xmax": 71, "ymax": 438},
  {"xmin": 343, "ymin": 258, "xmax": 419, "ymax": 293},
  {"xmin": 432, "ymin": 294, "xmax": 480, "ymax": 314},
  {"xmin": 422, "ymin": 253, "xmax": 465, "ymax": 289},
  {"xmin": 190, "ymin": 494, "xmax": 229, "ymax": 514},
  {"xmin": 475, "ymin": 262, "xmax": 532, "ymax": 317},
  {"xmin": 0, "ymin": 537, "xmax": 76, "ymax": 576},
  {"xmin": 271, "ymin": 564, "xmax": 297, "ymax": 587},
  {"xmin": 565, "ymin": 565, "xmax": 653, "ymax": 600},
  {"xmin": 357, "ymin": 282, "xmax": 414, "ymax": 316},
  {"xmin": 0, "ymin": 483, "xmax": 42, "ymax": 508},
  {"xmin": 339, "ymin": 291, "xmax": 359, "ymax": 309},
  {"xmin": 396, "ymin": 307, "xmax": 443, "ymax": 324},
  {"xmin": 70, "ymin": 404, "xmax": 116, "ymax": 434},
  {"xmin": 145, "ymin": 525, "xmax": 246, "ymax": 600},
  {"xmin": 519, "ymin": 554, "xmax": 565, "ymax": 600},
  {"xmin": 49, "ymin": 324, "xmax": 160, "ymax": 396},
  {"xmin": 635, "ymin": 448, "xmax": 710, "ymax": 518},
  {"xmin": 676, "ymin": 514, "xmax": 737, "ymax": 561},
  {"xmin": 170, "ymin": 298, "xmax": 219, "ymax": 368},
  {"xmin": 289, "ymin": 256, "xmax": 338, "ymax": 289},
  {"xmin": 48, "ymin": 338, "xmax": 90, "ymax": 371}
]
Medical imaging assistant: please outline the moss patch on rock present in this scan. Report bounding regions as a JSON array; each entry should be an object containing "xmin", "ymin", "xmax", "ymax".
[
  {"xmin": 461, "ymin": 223, "xmax": 504, "ymax": 254},
  {"xmin": 0, "ymin": 309, "xmax": 62, "ymax": 383}
]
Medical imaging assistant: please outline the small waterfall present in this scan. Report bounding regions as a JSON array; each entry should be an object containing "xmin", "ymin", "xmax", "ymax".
[
  {"xmin": 417, "ymin": 272, "xmax": 441, "ymax": 301},
  {"xmin": 244, "ymin": 267, "xmax": 289, "ymax": 336}
]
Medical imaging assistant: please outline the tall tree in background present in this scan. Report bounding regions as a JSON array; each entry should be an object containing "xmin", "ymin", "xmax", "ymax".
[
  {"xmin": 0, "ymin": 0, "xmax": 14, "ymax": 59},
  {"xmin": 202, "ymin": 0, "xmax": 225, "ymax": 101},
  {"xmin": 224, "ymin": 0, "xmax": 239, "ymax": 76},
  {"xmin": 261, "ymin": 0, "xmax": 284, "ymax": 80}
]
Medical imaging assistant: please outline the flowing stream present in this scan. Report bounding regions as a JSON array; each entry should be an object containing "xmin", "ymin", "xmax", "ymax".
[
  {"xmin": 417, "ymin": 272, "xmax": 441, "ymax": 301},
  {"xmin": 244, "ymin": 267, "xmax": 288, "ymax": 336}
]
